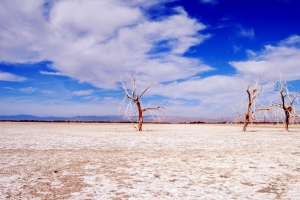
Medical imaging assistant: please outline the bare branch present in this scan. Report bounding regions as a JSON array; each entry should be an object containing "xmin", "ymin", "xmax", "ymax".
[
  {"xmin": 290, "ymin": 91, "xmax": 300, "ymax": 105},
  {"xmin": 231, "ymin": 75, "xmax": 274, "ymax": 131},
  {"xmin": 143, "ymin": 105, "xmax": 165, "ymax": 112},
  {"xmin": 116, "ymin": 73, "xmax": 165, "ymax": 131},
  {"xmin": 138, "ymin": 81, "xmax": 156, "ymax": 99},
  {"xmin": 274, "ymin": 72, "xmax": 300, "ymax": 131},
  {"xmin": 127, "ymin": 73, "xmax": 137, "ymax": 98}
]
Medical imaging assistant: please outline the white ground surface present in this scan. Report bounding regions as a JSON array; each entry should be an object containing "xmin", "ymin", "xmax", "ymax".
[{"xmin": 1, "ymin": 122, "xmax": 300, "ymax": 200}]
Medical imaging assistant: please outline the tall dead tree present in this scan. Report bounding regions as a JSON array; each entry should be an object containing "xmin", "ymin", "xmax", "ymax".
[
  {"xmin": 117, "ymin": 74, "xmax": 165, "ymax": 131},
  {"xmin": 232, "ymin": 76, "xmax": 273, "ymax": 131},
  {"xmin": 275, "ymin": 73, "xmax": 300, "ymax": 131}
]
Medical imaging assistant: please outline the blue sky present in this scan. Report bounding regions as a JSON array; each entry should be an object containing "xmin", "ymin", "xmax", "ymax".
[{"xmin": 1, "ymin": 0, "xmax": 300, "ymax": 118}]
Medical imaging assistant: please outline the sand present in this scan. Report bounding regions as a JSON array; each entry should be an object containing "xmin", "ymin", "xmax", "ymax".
[{"xmin": 1, "ymin": 122, "xmax": 300, "ymax": 199}]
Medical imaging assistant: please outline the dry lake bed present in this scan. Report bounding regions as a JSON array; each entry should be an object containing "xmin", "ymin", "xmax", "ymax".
[{"xmin": 1, "ymin": 122, "xmax": 300, "ymax": 199}]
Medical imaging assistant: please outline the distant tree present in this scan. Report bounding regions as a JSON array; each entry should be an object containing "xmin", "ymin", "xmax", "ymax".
[
  {"xmin": 232, "ymin": 76, "xmax": 274, "ymax": 131},
  {"xmin": 116, "ymin": 74, "xmax": 165, "ymax": 131},
  {"xmin": 274, "ymin": 73, "xmax": 300, "ymax": 131}
]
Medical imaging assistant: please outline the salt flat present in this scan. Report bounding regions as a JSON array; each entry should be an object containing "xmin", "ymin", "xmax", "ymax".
[{"xmin": 1, "ymin": 122, "xmax": 300, "ymax": 199}]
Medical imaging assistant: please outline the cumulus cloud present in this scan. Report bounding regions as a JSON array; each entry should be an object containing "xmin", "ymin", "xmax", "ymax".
[
  {"xmin": 138, "ymin": 74, "xmax": 245, "ymax": 116},
  {"xmin": 72, "ymin": 89, "xmax": 94, "ymax": 96},
  {"xmin": 0, "ymin": 72, "xmax": 27, "ymax": 82},
  {"xmin": 153, "ymin": 75, "xmax": 241, "ymax": 99},
  {"xmin": 0, "ymin": 0, "xmax": 212, "ymax": 89},
  {"xmin": 230, "ymin": 35, "xmax": 300, "ymax": 81}
]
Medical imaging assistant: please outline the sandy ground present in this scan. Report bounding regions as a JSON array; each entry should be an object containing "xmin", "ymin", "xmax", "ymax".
[{"xmin": 1, "ymin": 122, "xmax": 300, "ymax": 200}]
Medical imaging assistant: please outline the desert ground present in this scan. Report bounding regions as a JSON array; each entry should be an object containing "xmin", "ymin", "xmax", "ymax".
[{"xmin": 1, "ymin": 122, "xmax": 300, "ymax": 199}]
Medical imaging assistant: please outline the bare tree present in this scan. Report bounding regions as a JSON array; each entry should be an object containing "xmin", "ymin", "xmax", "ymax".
[
  {"xmin": 274, "ymin": 73, "xmax": 300, "ymax": 131},
  {"xmin": 232, "ymin": 76, "xmax": 273, "ymax": 131},
  {"xmin": 117, "ymin": 74, "xmax": 165, "ymax": 131}
]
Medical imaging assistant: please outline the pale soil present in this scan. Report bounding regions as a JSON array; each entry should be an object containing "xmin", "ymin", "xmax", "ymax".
[{"xmin": 1, "ymin": 122, "xmax": 300, "ymax": 200}]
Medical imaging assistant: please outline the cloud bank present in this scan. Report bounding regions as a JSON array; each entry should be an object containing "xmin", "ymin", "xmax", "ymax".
[
  {"xmin": 1, "ymin": 0, "xmax": 300, "ymax": 118},
  {"xmin": 230, "ymin": 35, "xmax": 300, "ymax": 81},
  {"xmin": 0, "ymin": 0, "xmax": 212, "ymax": 89}
]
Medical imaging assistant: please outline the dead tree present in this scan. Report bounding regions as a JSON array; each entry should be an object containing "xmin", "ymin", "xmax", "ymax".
[
  {"xmin": 232, "ymin": 76, "xmax": 273, "ymax": 131},
  {"xmin": 274, "ymin": 73, "xmax": 300, "ymax": 131},
  {"xmin": 117, "ymin": 74, "xmax": 165, "ymax": 131}
]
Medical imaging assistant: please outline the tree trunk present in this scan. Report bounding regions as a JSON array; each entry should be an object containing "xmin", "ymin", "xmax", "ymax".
[
  {"xmin": 136, "ymin": 102, "xmax": 143, "ymax": 131},
  {"xmin": 243, "ymin": 90, "xmax": 251, "ymax": 132},
  {"xmin": 243, "ymin": 114, "xmax": 249, "ymax": 132},
  {"xmin": 285, "ymin": 110, "xmax": 290, "ymax": 131},
  {"xmin": 280, "ymin": 92, "xmax": 289, "ymax": 131}
]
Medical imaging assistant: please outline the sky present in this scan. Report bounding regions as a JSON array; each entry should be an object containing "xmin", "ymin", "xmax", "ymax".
[{"xmin": 1, "ymin": 0, "xmax": 300, "ymax": 119}]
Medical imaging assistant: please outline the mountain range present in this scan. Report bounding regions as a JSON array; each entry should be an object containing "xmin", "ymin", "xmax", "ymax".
[{"xmin": 0, "ymin": 115, "xmax": 232, "ymax": 123}]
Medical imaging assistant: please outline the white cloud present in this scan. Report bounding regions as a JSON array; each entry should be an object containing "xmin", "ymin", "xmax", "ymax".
[
  {"xmin": 0, "ymin": 0, "xmax": 212, "ymax": 89},
  {"xmin": 136, "ymin": 75, "xmax": 246, "ymax": 116},
  {"xmin": 245, "ymin": 49, "xmax": 257, "ymax": 58},
  {"xmin": 2, "ymin": 1, "xmax": 298, "ymax": 119},
  {"xmin": 199, "ymin": 0, "xmax": 218, "ymax": 5},
  {"xmin": 237, "ymin": 25, "xmax": 254, "ymax": 39},
  {"xmin": 83, "ymin": 95, "xmax": 100, "ymax": 101},
  {"xmin": 49, "ymin": 0, "xmax": 143, "ymax": 40},
  {"xmin": 0, "ymin": 72, "xmax": 27, "ymax": 82},
  {"xmin": 233, "ymin": 45, "xmax": 241, "ymax": 53},
  {"xmin": 40, "ymin": 71, "xmax": 65, "ymax": 76},
  {"xmin": 114, "ymin": 72, "xmax": 256, "ymax": 117},
  {"xmin": 153, "ymin": 75, "xmax": 241, "ymax": 99},
  {"xmin": 124, "ymin": 0, "xmax": 175, "ymax": 8},
  {"xmin": 0, "ymin": 0, "xmax": 51, "ymax": 62},
  {"xmin": 279, "ymin": 34, "xmax": 300, "ymax": 46},
  {"xmin": 230, "ymin": 35, "xmax": 300, "ymax": 81},
  {"xmin": 0, "ymin": 97, "xmax": 121, "ymax": 117},
  {"xmin": 19, "ymin": 87, "xmax": 37, "ymax": 93},
  {"xmin": 72, "ymin": 89, "xmax": 94, "ymax": 96}
]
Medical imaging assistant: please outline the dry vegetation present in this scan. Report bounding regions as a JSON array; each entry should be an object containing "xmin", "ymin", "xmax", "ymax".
[
  {"xmin": 116, "ymin": 73, "xmax": 165, "ymax": 131},
  {"xmin": 1, "ymin": 122, "xmax": 300, "ymax": 199},
  {"xmin": 232, "ymin": 73, "xmax": 300, "ymax": 132}
]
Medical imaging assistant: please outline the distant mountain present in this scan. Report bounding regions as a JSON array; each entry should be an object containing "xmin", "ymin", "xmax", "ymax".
[
  {"xmin": 0, "ymin": 115, "xmax": 126, "ymax": 122},
  {"xmin": 0, "ymin": 115, "xmax": 234, "ymax": 123},
  {"xmin": 68, "ymin": 115, "xmax": 127, "ymax": 122},
  {"xmin": 0, "ymin": 115, "xmax": 68, "ymax": 121}
]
